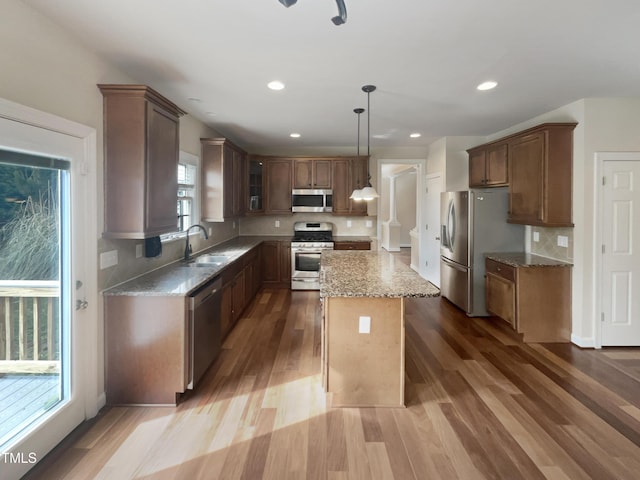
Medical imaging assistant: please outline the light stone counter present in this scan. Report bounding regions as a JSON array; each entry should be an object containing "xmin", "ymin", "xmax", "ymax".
[
  {"xmin": 320, "ymin": 250, "xmax": 439, "ymax": 298},
  {"xmin": 103, "ymin": 236, "xmax": 288, "ymax": 296},
  {"xmin": 485, "ymin": 252, "xmax": 573, "ymax": 268}
]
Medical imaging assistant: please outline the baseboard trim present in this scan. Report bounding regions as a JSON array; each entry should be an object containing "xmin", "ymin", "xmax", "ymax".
[{"xmin": 571, "ymin": 334, "xmax": 596, "ymax": 349}]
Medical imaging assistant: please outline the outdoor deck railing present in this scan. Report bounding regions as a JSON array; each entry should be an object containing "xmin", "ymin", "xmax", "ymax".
[{"xmin": 0, "ymin": 280, "xmax": 60, "ymax": 373}]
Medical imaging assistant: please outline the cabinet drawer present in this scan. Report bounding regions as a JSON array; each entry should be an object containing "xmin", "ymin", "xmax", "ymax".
[
  {"xmin": 334, "ymin": 241, "xmax": 371, "ymax": 250},
  {"xmin": 485, "ymin": 259, "xmax": 516, "ymax": 282}
]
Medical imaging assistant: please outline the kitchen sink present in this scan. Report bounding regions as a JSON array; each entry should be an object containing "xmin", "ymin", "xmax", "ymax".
[{"xmin": 188, "ymin": 254, "xmax": 230, "ymax": 266}]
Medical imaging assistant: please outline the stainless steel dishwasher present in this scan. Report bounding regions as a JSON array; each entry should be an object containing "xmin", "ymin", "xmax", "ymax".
[{"xmin": 188, "ymin": 276, "xmax": 222, "ymax": 389}]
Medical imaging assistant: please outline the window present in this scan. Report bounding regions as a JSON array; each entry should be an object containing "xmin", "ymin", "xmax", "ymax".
[{"xmin": 161, "ymin": 151, "xmax": 200, "ymax": 241}]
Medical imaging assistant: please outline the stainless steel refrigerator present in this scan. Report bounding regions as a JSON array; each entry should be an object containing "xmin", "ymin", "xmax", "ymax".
[{"xmin": 440, "ymin": 189, "xmax": 524, "ymax": 316}]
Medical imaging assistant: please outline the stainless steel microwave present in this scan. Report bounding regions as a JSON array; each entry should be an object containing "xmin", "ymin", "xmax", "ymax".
[{"xmin": 291, "ymin": 189, "xmax": 333, "ymax": 213}]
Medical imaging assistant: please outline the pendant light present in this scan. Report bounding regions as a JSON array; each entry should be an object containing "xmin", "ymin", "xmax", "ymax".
[
  {"xmin": 360, "ymin": 84, "xmax": 379, "ymax": 201},
  {"xmin": 350, "ymin": 107, "xmax": 365, "ymax": 201}
]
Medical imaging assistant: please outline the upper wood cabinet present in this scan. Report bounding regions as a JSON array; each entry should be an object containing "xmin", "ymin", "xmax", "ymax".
[
  {"xmin": 507, "ymin": 123, "xmax": 576, "ymax": 226},
  {"xmin": 264, "ymin": 158, "xmax": 293, "ymax": 214},
  {"xmin": 331, "ymin": 156, "xmax": 368, "ymax": 216},
  {"xmin": 468, "ymin": 122, "xmax": 576, "ymax": 227},
  {"xmin": 293, "ymin": 158, "xmax": 332, "ymax": 189},
  {"xmin": 201, "ymin": 138, "xmax": 246, "ymax": 221},
  {"xmin": 246, "ymin": 156, "xmax": 264, "ymax": 214},
  {"xmin": 468, "ymin": 143, "xmax": 508, "ymax": 187},
  {"xmin": 98, "ymin": 84, "xmax": 185, "ymax": 239}
]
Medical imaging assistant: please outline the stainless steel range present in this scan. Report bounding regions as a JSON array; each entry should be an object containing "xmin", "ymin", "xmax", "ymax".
[{"xmin": 291, "ymin": 221, "xmax": 334, "ymax": 290}]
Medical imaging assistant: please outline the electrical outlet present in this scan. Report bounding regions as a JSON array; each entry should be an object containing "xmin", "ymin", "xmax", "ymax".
[
  {"xmin": 135, "ymin": 244, "xmax": 143, "ymax": 258},
  {"xmin": 557, "ymin": 235, "xmax": 569, "ymax": 248},
  {"xmin": 359, "ymin": 316, "xmax": 371, "ymax": 334},
  {"xmin": 232, "ymin": 221, "xmax": 236, "ymax": 229},
  {"xmin": 100, "ymin": 250, "xmax": 118, "ymax": 269},
  {"xmin": 347, "ymin": 220, "xmax": 352, "ymax": 228},
  {"xmin": 365, "ymin": 220, "xmax": 373, "ymax": 228},
  {"xmin": 208, "ymin": 227, "xmax": 212, "ymax": 236},
  {"xmin": 533, "ymin": 231, "xmax": 540, "ymax": 242},
  {"xmin": 275, "ymin": 220, "xmax": 280, "ymax": 228}
]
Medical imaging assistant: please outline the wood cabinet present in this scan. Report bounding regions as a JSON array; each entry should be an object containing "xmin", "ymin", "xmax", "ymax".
[
  {"xmin": 485, "ymin": 258, "xmax": 571, "ymax": 342},
  {"xmin": 105, "ymin": 295, "xmax": 188, "ymax": 405},
  {"xmin": 334, "ymin": 241, "xmax": 371, "ymax": 250},
  {"xmin": 261, "ymin": 240, "xmax": 291, "ymax": 287},
  {"xmin": 265, "ymin": 158, "xmax": 293, "ymax": 214},
  {"xmin": 508, "ymin": 124, "xmax": 575, "ymax": 226},
  {"xmin": 331, "ymin": 156, "xmax": 368, "ymax": 216},
  {"xmin": 467, "ymin": 123, "xmax": 576, "ymax": 226},
  {"xmin": 98, "ymin": 84, "xmax": 185, "ymax": 239},
  {"xmin": 293, "ymin": 158, "xmax": 332, "ymax": 188},
  {"xmin": 468, "ymin": 143, "xmax": 508, "ymax": 187},
  {"xmin": 201, "ymin": 138, "xmax": 246, "ymax": 221},
  {"xmin": 246, "ymin": 156, "xmax": 264, "ymax": 214}
]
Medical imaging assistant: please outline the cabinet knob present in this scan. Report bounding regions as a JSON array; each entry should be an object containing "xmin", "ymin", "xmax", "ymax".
[{"xmin": 497, "ymin": 267, "xmax": 501, "ymax": 271}]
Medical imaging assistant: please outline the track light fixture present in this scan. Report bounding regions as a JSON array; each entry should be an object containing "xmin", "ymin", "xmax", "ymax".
[{"xmin": 278, "ymin": 0, "xmax": 347, "ymax": 25}]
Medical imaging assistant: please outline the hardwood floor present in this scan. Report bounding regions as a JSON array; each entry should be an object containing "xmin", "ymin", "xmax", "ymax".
[{"xmin": 24, "ymin": 289, "xmax": 640, "ymax": 480}]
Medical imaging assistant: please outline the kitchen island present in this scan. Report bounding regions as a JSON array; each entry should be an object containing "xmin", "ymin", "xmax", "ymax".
[{"xmin": 320, "ymin": 250, "xmax": 439, "ymax": 407}]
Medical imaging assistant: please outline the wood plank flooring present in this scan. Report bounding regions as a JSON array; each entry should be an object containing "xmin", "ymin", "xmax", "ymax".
[{"xmin": 23, "ymin": 289, "xmax": 640, "ymax": 480}]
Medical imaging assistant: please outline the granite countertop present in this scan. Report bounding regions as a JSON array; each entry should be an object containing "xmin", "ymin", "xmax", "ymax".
[
  {"xmin": 485, "ymin": 252, "xmax": 573, "ymax": 268},
  {"xmin": 103, "ymin": 236, "xmax": 288, "ymax": 297},
  {"xmin": 320, "ymin": 250, "xmax": 440, "ymax": 298}
]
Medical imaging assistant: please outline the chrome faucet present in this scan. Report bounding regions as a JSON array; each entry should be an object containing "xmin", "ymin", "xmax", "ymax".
[{"xmin": 184, "ymin": 224, "xmax": 209, "ymax": 262}]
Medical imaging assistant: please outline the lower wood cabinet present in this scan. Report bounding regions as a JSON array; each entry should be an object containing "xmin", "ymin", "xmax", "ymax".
[
  {"xmin": 261, "ymin": 240, "xmax": 291, "ymax": 287},
  {"xmin": 485, "ymin": 258, "xmax": 571, "ymax": 342},
  {"xmin": 333, "ymin": 241, "xmax": 371, "ymax": 251}
]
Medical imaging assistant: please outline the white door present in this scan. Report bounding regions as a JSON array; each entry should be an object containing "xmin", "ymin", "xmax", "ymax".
[
  {"xmin": 0, "ymin": 105, "xmax": 94, "ymax": 479},
  {"xmin": 421, "ymin": 174, "xmax": 443, "ymax": 287},
  {"xmin": 601, "ymin": 159, "xmax": 640, "ymax": 346}
]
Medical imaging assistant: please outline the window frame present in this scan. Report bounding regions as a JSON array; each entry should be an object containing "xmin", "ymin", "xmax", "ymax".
[{"xmin": 160, "ymin": 151, "xmax": 200, "ymax": 242}]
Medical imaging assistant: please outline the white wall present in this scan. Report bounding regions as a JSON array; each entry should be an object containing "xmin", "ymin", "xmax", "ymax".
[
  {"xmin": 0, "ymin": 0, "xmax": 227, "ymax": 410},
  {"xmin": 396, "ymin": 172, "xmax": 416, "ymax": 245}
]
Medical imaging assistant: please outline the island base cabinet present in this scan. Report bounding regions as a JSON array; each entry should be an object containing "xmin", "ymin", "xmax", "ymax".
[
  {"xmin": 323, "ymin": 297, "xmax": 404, "ymax": 407},
  {"xmin": 105, "ymin": 295, "xmax": 188, "ymax": 405}
]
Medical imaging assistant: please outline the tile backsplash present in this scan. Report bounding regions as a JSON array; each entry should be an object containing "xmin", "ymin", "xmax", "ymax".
[
  {"xmin": 530, "ymin": 226, "xmax": 573, "ymax": 262},
  {"xmin": 239, "ymin": 213, "xmax": 377, "ymax": 237}
]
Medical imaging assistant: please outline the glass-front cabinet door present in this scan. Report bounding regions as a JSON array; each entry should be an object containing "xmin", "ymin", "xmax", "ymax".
[{"xmin": 247, "ymin": 157, "xmax": 264, "ymax": 214}]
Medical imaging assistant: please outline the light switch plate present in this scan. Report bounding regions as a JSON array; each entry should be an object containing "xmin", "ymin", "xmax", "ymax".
[
  {"xmin": 347, "ymin": 220, "xmax": 352, "ymax": 228},
  {"xmin": 533, "ymin": 231, "xmax": 540, "ymax": 242},
  {"xmin": 275, "ymin": 220, "xmax": 280, "ymax": 228},
  {"xmin": 100, "ymin": 250, "xmax": 118, "ymax": 269},
  {"xmin": 359, "ymin": 316, "xmax": 371, "ymax": 334},
  {"xmin": 366, "ymin": 220, "xmax": 373, "ymax": 228}
]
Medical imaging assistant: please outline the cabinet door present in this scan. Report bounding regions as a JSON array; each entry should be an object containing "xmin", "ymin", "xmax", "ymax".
[
  {"xmin": 261, "ymin": 241, "xmax": 280, "ymax": 284},
  {"xmin": 509, "ymin": 132, "xmax": 544, "ymax": 224},
  {"xmin": 221, "ymin": 283, "xmax": 233, "ymax": 337},
  {"xmin": 485, "ymin": 272, "xmax": 516, "ymax": 328},
  {"xmin": 313, "ymin": 160, "xmax": 332, "ymax": 188},
  {"xmin": 486, "ymin": 144, "xmax": 508, "ymax": 186},
  {"xmin": 293, "ymin": 160, "xmax": 313, "ymax": 188},
  {"xmin": 468, "ymin": 149, "xmax": 487, "ymax": 187},
  {"xmin": 222, "ymin": 145, "xmax": 234, "ymax": 219},
  {"xmin": 279, "ymin": 241, "xmax": 291, "ymax": 284},
  {"xmin": 247, "ymin": 157, "xmax": 264, "ymax": 213},
  {"xmin": 146, "ymin": 102, "xmax": 179, "ymax": 234},
  {"xmin": 331, "ymin": 159, "xmax": 351, "ymax": 214},
  {"xmin": 232, "ymin": 149, "xmax": 244, "ymax": 216},
  {"xmin": 232, "ymin": 270, "xmax": 245, "ymax": 323},
  {"xmin": 265, "ymin": 159, "xmax": 292, "ymax": 214}
]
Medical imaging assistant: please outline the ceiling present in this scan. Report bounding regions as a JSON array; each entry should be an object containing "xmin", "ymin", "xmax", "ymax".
[{"xmin": 24, "ymin": 0, "xmax": 640, "ymax": 154}]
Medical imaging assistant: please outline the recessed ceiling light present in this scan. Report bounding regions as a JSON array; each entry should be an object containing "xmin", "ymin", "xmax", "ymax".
[
  {"xmin": 268, "ymin": 81, "xmax": 285, "ymax": 91},
  {"xmin": 290, "ymin": 133, "xmax": 301, "ymax": 138},
  {"xmin": 477, "ymin": 81, "xmax": 498, "ymax": 91},
  {"xmin": 205, "ymin": 112, "xmax": 216, "ymax": 117},
  {"xmin": 187, "ymin": 97, "xmax": 202, "ymax": 102},
  {"xmin": 410, "ymin": 133, "xmax": 421, "ymax": 138}
]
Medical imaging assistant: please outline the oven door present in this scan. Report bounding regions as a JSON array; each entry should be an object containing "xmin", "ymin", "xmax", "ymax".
[{"xmin": 291, "ymin": 248, "xmax": 324, "ymax": 290}]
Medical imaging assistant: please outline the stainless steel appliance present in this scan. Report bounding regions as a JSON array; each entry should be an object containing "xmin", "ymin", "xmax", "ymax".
[
  {"xmin": 291, "ymin": 189, "xmax": 333, "ymax": 213},
  {"xmin": 291, "ymin": 221, "xmax": 334, "ymax": 290},
  {"xmin": 440, "ymin": 189, "xmax": 524, "ymax": 316},
  {"xmin": 188, "ymin": 276, "xmax": 222, "ymax": 389}
]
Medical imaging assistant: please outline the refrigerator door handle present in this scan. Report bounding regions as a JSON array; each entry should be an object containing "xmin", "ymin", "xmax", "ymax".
[
  {"xmin": 441, "ymin": 256, "xmax": 468, "ymax": 272},
  {"xmin": 441, "ymin": 224, "xmax": 449, "ymax": 249}
]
